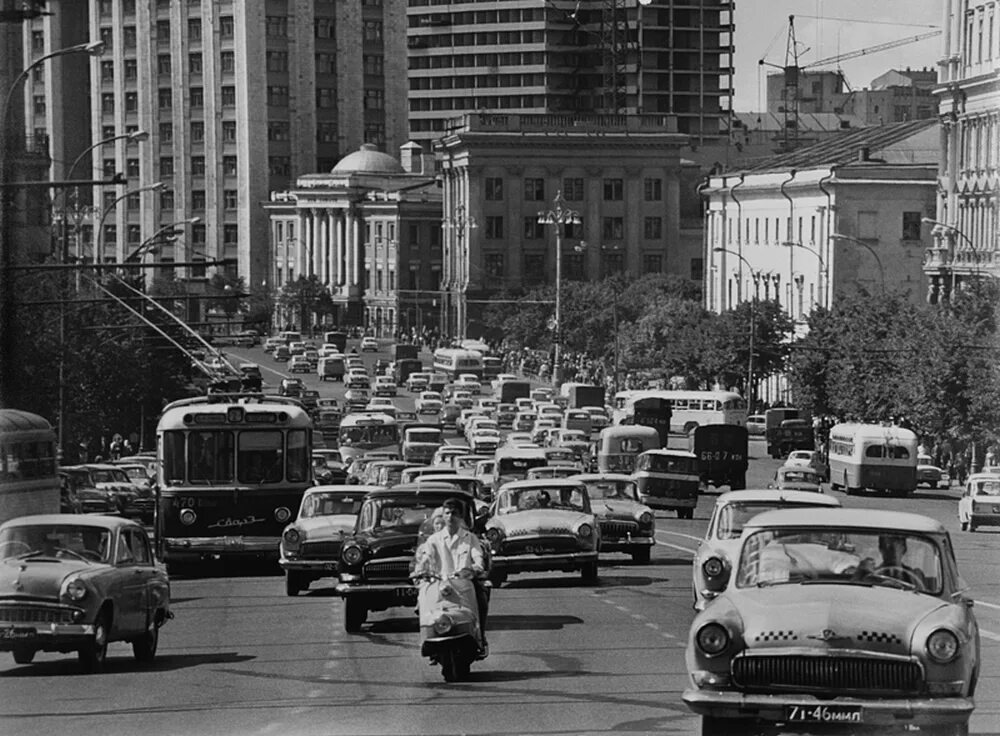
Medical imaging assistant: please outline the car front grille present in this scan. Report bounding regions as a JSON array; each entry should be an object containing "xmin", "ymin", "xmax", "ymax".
[
  {"xmin": 363, "ymin": 560, "xmax": 412, "ymax": 581},
  {"xmin": 732, "ymin": 654, "xmax": 922, "ymax": 695},
  {"xmin": 600, "ymin": 520, "xmax": 639, "ymax": 538},
  {"xmin": 300, "ymin": 541, "xmax": 342, "ymax": 559},
  {"xmin": 0, "ymin": 603, "xmax": 77, "ymax": 624}
]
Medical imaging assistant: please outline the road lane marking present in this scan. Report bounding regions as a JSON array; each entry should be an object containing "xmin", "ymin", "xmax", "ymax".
[
  {"xmin": 975, "ymin": 600, "xmax": 1000, "ymax": 612},
  {"xmin": 656, "ymin": 530, "xmax": 704, "ymax": 543},
  {"xmin": 596, "ymin": 594, "xmax": 678, "ymax": 641},
  {"xmin": 980, "ymin": 629, "xmax": 1000, "ymax": 643},
  {"xmin": 655, "ymin": 539, "xmax": 698, "ymax": 556}
]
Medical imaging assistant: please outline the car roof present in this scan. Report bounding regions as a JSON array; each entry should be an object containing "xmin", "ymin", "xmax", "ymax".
[
  {"xmin": 569, "ymin": 473, "xmax": 634, "ymax": 483},
  {"xmin": 1, "ymin": 514, "xmax": 140, "ymax": 531},
  {"xmin": 306, "ymin": 485, "xmax": 381, "ymax": 495},
  {"xmin": 746, "ymin": 508, "xmax": 942, "ymax": 533},
  {"xmin": 361, "ymin": 484, "xmax": 475, "ymax": 499},
  {"xmin": 716, "ymin": 489, "xmax": 841, "ymax": 505},
  {"xmin": 499, "ymin": 479, "xmax": 588, "ymax": 491},
  {"xmin": 968, "ymin": 472, "xmax": 1000, "ymax": 481}
]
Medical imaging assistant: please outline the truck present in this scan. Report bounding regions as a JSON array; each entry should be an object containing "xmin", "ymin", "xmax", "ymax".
[
  {"xmin": 498, "ymin": 380, "xmax": 531, "ymax": 403},
  {"xmin": 562, "ymin": 383, "xmax": 606, "ymax": 410},
  {"xmin": 393, "ymin": 344, "xmax": 419, "ymax": 362},
  {"xmin": 764, "ymin": 407, "xmax": 812, "ymax": 458},
  {"xmin": 689, "ymin": 424, "xmax": 748, "ymax": 490},
  {"xmin": 393, "ymin": 358, "xmax": 423, "ymax": 386}
]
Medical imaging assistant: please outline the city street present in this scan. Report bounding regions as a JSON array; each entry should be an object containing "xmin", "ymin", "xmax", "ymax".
[{"xmin": 2, "ymin": 342, "xmax": 998, "ymax": 736}]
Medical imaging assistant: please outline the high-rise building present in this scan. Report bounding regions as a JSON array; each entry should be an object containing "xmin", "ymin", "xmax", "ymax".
[
  {"xmin": 406, "ymin": 0, "xmax": 733, "ymax": 148},
  {"xmin": 19, "ymin": 0, "xmax": 408, "ymax": 295}
]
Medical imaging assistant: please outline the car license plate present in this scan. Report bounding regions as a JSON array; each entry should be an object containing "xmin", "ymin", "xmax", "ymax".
[
  {"xmin": 0, "ymin": 626, "xmax": 36, "ymax": 641},
  {"xmin": 785, "ymin": 705, "xmax": 862, "ymax": 724},
  {"xmin": 394, "ymin": 587, "xmax": 415, "ymax": 599},
  {"xmin": 324, "ymin": 563, "xmax": 337, "ymax": 571},
  {"xmin": 525, "ymin": 545, "xmax": 556, "ymax": 555},
  {"xmin": 224, "ymin": 536, "xmax": 244, "ymax": 549}
]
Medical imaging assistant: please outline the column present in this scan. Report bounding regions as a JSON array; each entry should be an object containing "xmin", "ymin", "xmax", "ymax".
[
  {"xmin": 319, "ymin": 210, "xmax": 329, "ymax": 285},
  {"xmin": 344, "ymin": 211, "xmax": 355, "ymax": 287},
  {"xmin": 333, "ymin": 211, "xmax": 344, "ymax": 286},
  {"xmin": 294, "ymin": 213, "xmax": 306, "ymax": 279},
  {"xmin": 311, "ymin": 210, "xmax": 321, "ymax": 277},
  {"xmin": 353, "ymin": 215, "xmax": 362, "ymax": 286}
]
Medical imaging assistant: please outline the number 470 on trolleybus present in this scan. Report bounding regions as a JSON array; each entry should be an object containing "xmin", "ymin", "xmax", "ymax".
[{"xmin": 154, "ymin": 395, "xmax": 314, "ymax": 573}]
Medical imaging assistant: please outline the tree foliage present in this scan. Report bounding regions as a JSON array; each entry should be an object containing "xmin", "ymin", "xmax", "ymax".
[{"xmin": 278, "ymin": 276, "xmax": 334, "ymax": 332}]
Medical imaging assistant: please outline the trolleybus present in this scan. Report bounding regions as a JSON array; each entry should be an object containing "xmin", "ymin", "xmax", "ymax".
[
  {"xmin": 827, "ymin": 423, "xmax": 918, "ymax": 496},
  {"xmin": 154, "ymin": 394, "xmax": 313, "ymax": 572},
  {"xmin": 336, "ymin": 412, "xmax": 401, "ymax": 464},
  {"xmin": 612, "ymin": 389, "xmax": 746, "ymax": 434},
  {"xmin": 0, "ymin": 409, "xmax": 59, "ymax": 524}
]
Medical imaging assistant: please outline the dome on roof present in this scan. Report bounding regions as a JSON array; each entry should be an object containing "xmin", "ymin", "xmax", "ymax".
[{"xmin": 331, "ymin": 144, "xmax": 405, "ymax": 174}]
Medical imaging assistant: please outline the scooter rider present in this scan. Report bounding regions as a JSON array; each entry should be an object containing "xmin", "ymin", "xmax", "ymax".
[{"xmin": 415, "ymin": 497, "xmax": 490, "ymax": 656}]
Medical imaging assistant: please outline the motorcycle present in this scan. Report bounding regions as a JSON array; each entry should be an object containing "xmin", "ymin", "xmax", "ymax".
[{"xmin": 413, "ymin": 570, "xmax": 487, "ymax": 682}]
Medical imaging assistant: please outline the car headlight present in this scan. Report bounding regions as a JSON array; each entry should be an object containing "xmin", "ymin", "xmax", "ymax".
[
  {"xmin": 179, "ymin": 508, "xmax": 197, "ymax": 526},
  {"xmin": 577, "ymin": 523, "xmax": 593, "ymax": 539},
  {"xmin": 283, "ymin": 528, "xmax": 301, "ymax": 548},
  {"xmin": 63, "ymin": 577, "xmax": 87, "ymax": 601},
  {"xmin": 926, "ymin": 629, "xmax": 960, "ymax": 663},
  {"xmin": 341, "ymin": 544, "xmax": 363, "ymax": 566},
  {"xmin": 637, "ymin": 511, "xmax": 653, "ymax": 525},
  {"xmin": 696, "ymin": 623, "xmax": 731, "ymax": 656},
  {"xmin": 433, "ymin": 613, "xmax": 453, "ymax": 635},
  {"xmin": 485, "ymin": 528, "xmax": 504, "ymax": 547},
  {"xmin": 702, "ymin": 556, "xmax": 725, "ymax": 578}
]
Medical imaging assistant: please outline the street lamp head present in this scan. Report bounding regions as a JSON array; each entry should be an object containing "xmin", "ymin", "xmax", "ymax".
[
  {"xmin": 128, "ymin": 129, "xmax": 150, "ymax": 143},
  {"xmin": 921, "ymin": 217, "xmax": 940, "ymax": 226},
  {"xmin": 81, "ymin": 41, "xmax": 106, "ymax": 56}
]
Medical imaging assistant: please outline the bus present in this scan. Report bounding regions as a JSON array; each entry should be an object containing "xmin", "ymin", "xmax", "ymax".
[
  {"xmin": 0, "ymin": 409, "xmax": 59, "ymax": 524},
  {"xmin": 432, "ymin": 348, "xmax": 484, "ymax": 380},
  {"xmin": 336, "ymin": 412, "xmax": 401, "ymax": 464},
  {"xmin": 612, "ymin": 390, "xmax": 747, "ymax": 434},
  {"xmin": 827, "ymin": 423, "xmax": 918, "ymax": 497},
  {"xmin": 482, "ymin": 355, "xmax": 504, "ymax": 380},
  {"xmin": 154, "ymin": 394, "xmax": 313, "ymax": 571}
]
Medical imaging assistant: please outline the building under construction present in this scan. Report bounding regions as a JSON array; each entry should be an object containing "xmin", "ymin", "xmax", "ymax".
[{"xmin": 407, "ymin": 0, "xmax": 734, "ymax": 147}]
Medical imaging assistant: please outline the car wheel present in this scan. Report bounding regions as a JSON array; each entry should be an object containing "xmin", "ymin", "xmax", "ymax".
[
  {"xmin": 12, "ymin": 646, "xmax": 35, "ymax": 665},
  {"xmin": 78, "ymin": 609, "xmax": 110, "ymax": 673},
  {"xmin": 960, "ymin": 521, "xmax": 969, "ymax": 531},
  {"xmin": 132, "ymin": 618, "xmax": 159, "ymax": 663},
  {"xmin": 344, "ymin": 598, "xmax": 367, "ymax": 633},
  {"xmin": 701, "ymin": 715, "xmax": 738, "ymax": 736},
  {"xmin": 631, "ymin": 546, "xmax": 651, "ymax": 565},
  {"xmin": 285, "ymin": 571, "xmax": 305, "ymax": 597},
  {"xmin": 969, "ymin": 521, "xmax": 977, "ymax": 533},
  {"xmin": 580, "ymin": 561, "xmax": 599, "ymax": 584},
  {"xmin": 488, "ymin": 570, "xmax": 507, "ymax": 588}
]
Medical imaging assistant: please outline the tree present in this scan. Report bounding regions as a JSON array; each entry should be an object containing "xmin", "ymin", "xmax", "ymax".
[{"xmin": 278, "ymin": 276, "xmax": 334, "ymax": 332}]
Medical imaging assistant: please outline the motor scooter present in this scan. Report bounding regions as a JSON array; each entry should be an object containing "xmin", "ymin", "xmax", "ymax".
[{"xmin": 413, "ymin": 570, "xmax": 487, "ymax": 682}]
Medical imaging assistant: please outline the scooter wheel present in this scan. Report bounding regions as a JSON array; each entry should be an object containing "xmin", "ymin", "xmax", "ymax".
[{"xmin": 441, "ymin": 649, "xmax": 470, "ymax": 682}]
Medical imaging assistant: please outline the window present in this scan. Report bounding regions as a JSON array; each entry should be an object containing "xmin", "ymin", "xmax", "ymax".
[
  {"xmin": 191, "ymin": 156, "xmax": 205, "ymax": 175},
  {"xmin": 100, "ymin": 27, "xmax": 113, "ymax": 51},
  {"xmin": 190, "ymin": 121, "xmax": 204, "ymax": 142},
  {"xmin": 317, "ymin": 122, "xmax": 337, "ymax": 142},
  {"xmin": 188, "ymin": 19, "xmax": 201, "ymax": 41},
  {"xmin": 603, "ymin": 178, "xmax": 624, "ymax": 201},
  {"xmin": 220, "ymin": 51, "xmax": 235, "ymax": 73},
  {"xmin": 100, "ymin": 61, "xmax": 114, "ymax": 82},
  {"xmin": 157, "ymin": 54, "xmax": 171, "ymax": 75},
  {"xmin": 103, "ymin": 224, "xmax": 117, "ymax": 246},
  {"xmin": 158, "ymin": 88, "xmax": 172, "ymax": 109},
  {"xmin": 523, "ymin": 217, "xmax": 546, "ymax": 239},
  {"xmin": 224, "ymin": 190, "xmax": 238, "ymax": 210},
  {"xmin": 127, "ymin": 224, "xmax": 141, "ymax": 242},
  {"xmin": 102, "ymin": 159, "xmax": 115, "ymax": 178},
  {"xmin": 124, "ymin": 59, "xmax": 137, "ymax": 81},
  {"xmin": 602, "ymin": 217, "xmax": 624, "ymax": 240},
  {"xmin": 102, "ymin": 125, "xmax": 115, "ymax": 140},
  {"xmin": 190, "ymin": 87, "xmax": 204, "ymax": 108},
  {"xmin": 485, "ymin": 215, "xmax": 504, "ymax": 239},
  {"xmin": 157, "ymin": 20, "xmax": 171, "ymax": 42},
  {"xmin": 364, "ymin": 89, "xmax": 384, "ymax": 110},
  {"xmin": 485, "ymin": 253, "xmax": 504, "ymax": 278},
  {"xmin": 643, "ymin": 217, "xmax": 662, "ymax": 239},
  {"xmin": 316, "ymin": 18, "xmax": 334, "ymax": 38},
  {"xmin": 602, "ymin": 251, "xmax": 624, "ymax": 275},
  {"xmin": 123, "ymin": 91, "xmax": 138, "ymax": 113},
  {"xmin": 189, "ymin": 53, "xmax": 202, "ymax": 74},
  {"xmin": 266, "ymin": 16, "xmax": 288, "ymax": 37},
  {"xmin": 191, "ymin": 190, "xmax": 206, "ymax": 210},
  {"xmin": 160, "ymin": 156, "xmax": 174, "ymax": 176},
  {"xmin": 485, "ymin": 177, "xmax": 504, "ymax": 200},
  {"xmin": 643, "ymin": 254, "xmax": 662, "ymax": 274},
  {"xmin": 267, "ymin": 51, "xmax": 288, "ymax": 72},
  {"xmin": 561, "ymin": 178, "xmax": 584, "ymax": 201},
  {"xmin": 268, "ymin": 86, "xmax": 289, "ymax": 106},
  {"xmin": 268, "ymin": 121, "xmax": 290, "ymax": 141},
  {"xmin": 524, "ymin": 177, "xmax": 545, "ymax": 201},
  {"xmin": 364, "ymin": 21, "xmax": 383, "ymax": 41},
  {"xmin": 160, "ymin": 189, "xmax": 174, "ymax": 210},
  {"xmin": 222, "ymin": 121, "xmax": 237, "ymax": 142},
  {"xmin": 219, "ymin": 16, "xmax": 234, "ymax": 38},
  {"xmin": 126, "ymin": 158, "xmax": 140, "ymax": 177},
  {"xmin": 123, "ymin": 26, "xmax": 137, "ymax": 48},
  {"xmin": 316, "ymin": 88, "xmax": 335, "ymax": 108},
  {"xmin": 364, "ymin": 55, "xmax": 383, "ymax": 75},
  {"xmin": 523, "ymin": 254, "xmax": 545, "ymax": 284},
  {"xmin": 644, "ymin": 178, "xmax": 662, "ymax": 201},
  {"xmin": 101, "ymin": 94, "xmax": 115, "ymax": 115},
  {"xmin": 31, "ymin": 30, "xmax": 44, "ymax": 52},
  {"xmin": 222, "ymin": 155, "xmax": 238, "ymax": 175},
  {"xmin": 221, "ymin": 86, "xmax": 236, "ymax": 106},
  {"xmin": 224, "ymin": 225, "xmax": 239, "ymax": 245},
  {"xmin": 902, "ymin": 211, "xmax": 922, "ymax": 240}
]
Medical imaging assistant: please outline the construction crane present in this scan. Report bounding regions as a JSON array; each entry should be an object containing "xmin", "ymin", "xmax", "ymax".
[{"xmin": 759, "ymin": 15, "xmax": 942, "ymax": 152}]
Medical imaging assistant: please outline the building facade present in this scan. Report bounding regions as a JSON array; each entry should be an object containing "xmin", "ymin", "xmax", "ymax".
[
  {"xmin": 436, "ymin": 112, "xmax": 688, "ymax": 340},
  {"xmin": 924, "ymin": 0, "xmax": 1000, "ymax": 302},
  {"xmin": 406, "ymin": 0, "xmax": 733, "ymax": 148},
  {"xmin": 21, "ymin": 0, "xmax": 408, "ymax": 295},
  {"xmin": 264, "ymin": 143, "xmax": 442, "ymax": 335}
]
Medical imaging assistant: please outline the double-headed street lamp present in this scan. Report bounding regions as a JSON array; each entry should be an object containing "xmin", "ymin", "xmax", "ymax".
[
  {"xmin": 921, "ymin": 217, "xmax": 989, "ymax": 297},
  {"xmin": 538, "ymin": 191, "xmax": 582, "ymax": 388},
  {"xmin": 93, "ymin": 181, "xmax": 165, "ymax": 266},
  {"xmin": 781, "ymin": 240, "xmax": 830, "ymax": 307},
  {"xmin": 713, "ymin": 247, "xmax": 759, "ymax": 410},
  {"xmin": 830, "ymin": 233, "xmax": 886, "ymax": 291}
]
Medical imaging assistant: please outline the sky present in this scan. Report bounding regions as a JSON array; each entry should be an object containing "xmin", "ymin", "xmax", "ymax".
[{"xmin": 732, "ymin": 0, "xmax": 943, "ymax": 111}]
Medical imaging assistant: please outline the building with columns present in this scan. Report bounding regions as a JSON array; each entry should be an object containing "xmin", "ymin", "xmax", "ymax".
[
  {"xmin": 435, "ymin": 113, "xmax": 689, "ymax": 340},
  {"xmin": 264, "ymin": 143, "xmax": 442, "ymax": 334},
  {"xmin": 923, "ymin": 0, "xmax": 1000, "ymax": 302},
  {"xmin": 704, "ymin": 119, "xmax": 940, "ymax": 403}
]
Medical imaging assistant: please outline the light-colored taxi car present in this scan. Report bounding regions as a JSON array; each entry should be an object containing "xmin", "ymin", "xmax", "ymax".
[
  {"xmin": 684, "ymin": 509, "xmax": 980, "ymax": 736},
  {"xmin": 372, "ymin": 375, "xmax": 397, "ymax": 397},
  {"xmin": 692, "ymin": 489, "xmax": 841, "ymax": 611},
  {"xmin": 784, "ymin": 449, "xmax": 829, "ymax": 480},
  {"xmin": 958, "ymin": 472, "xmax": 1000, "ymax": 532},
  {"xmin": 569, "ymin": 473, "xmax": 655, "ymax": 563},
  {"xmin": 484, "ymin": 479, "xmax": 600, "ymax": 586},
  {"xmin": 431, "ymin": 445, "xmax": 471, "ymax": 468},
  {"xmin": 917, "ymin": 454, "xmax": 951, "ymax": 489},
  {"xmin": 288, "ymin": 354, "xmax": 312, "ymax": 374},
  {"xmin": 0, "ymin": 514, "xmax": 171, "ymax": 671},
  {"xmin": 279, "ymin": 486, "xmax": 370, "ymax": 596},
  {"xmin": 770, "ymin": 465, "xmax": 825, "ymax": 493},
  {"xmin": 415, "ymin": 391, "xmax": 443, "ymax": 416},
  {"xmin": 360, "ymin": 336, "xmax": 379, "ymax": 352},
  {"xmin": 469, "ymin": 428, "xmax": 501, "ymax": 455}
]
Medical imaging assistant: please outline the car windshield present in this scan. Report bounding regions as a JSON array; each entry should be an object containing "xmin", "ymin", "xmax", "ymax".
[
  {"xmin": 779, "ymin": 469, "xmax": 822, "ymax": 484},
  {"xmin": 89, "ymin": 469, "xmax": 120, "ymax": 483},
  {"xmin": 499, "ymin": 486, "xmax": 588, "ymax": 514},
  {"xmin": 0, "ymin": 524, "xmax": 112, "ymax": 563},
  {"xmin": 735, "ymin": 527, "xmax": 943, "ymax": 594},
  {"xmin": 407, "ymin": 430, "xmax": 442, "ymax": 443},
  {"xmin": 973, "ymin": 479, "xmax": 1000, "ymax": 496},
  {"xmin": 361, "ymin": 498, "xmax": 447, "ymax": 531},
  {"xmin": 300, "ymin": 493, "xmax": 362, "ymax": 518},
  {"xmin": 585, "ymin": 479, "xmax": 639, "ymax": 501},
  {"xmin": 122, "ymin": 467, "xmax": 147, "ymax": 480}
]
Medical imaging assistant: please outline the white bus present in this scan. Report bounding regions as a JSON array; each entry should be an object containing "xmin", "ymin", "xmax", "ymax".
[
  {"xmin": 432, "ymin": 348, "xmax": 484, "ymax": 380},
  {"xmin": 827, "ymin": 423, "xmax": 918, "ymax": 497},
  {"xmin": 612, "ymin": 390, "xmax": 747, "ymax": 434},
  {"xmin": 336, "ymin": 412, "xmax": 401, "ymax": 464}
]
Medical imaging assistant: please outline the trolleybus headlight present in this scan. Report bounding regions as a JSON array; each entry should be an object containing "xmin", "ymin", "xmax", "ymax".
[
  {"xmin": 274, "ymin": 506, "xmax": 291, "ymax": 523},
  {"xmin": 179, "ymin": 508, "xmax": 197, "ymax": 526},
  {"xmin": 926, "ymin": 629, "xmax": 959, "ymax": 663},
  {"xmin": 341, "ymin": 544, "xmax": 363, "ymax": 566},
  {"xmin": 696, "ymin": 623, "xmax": 730, "ymax": 656}
]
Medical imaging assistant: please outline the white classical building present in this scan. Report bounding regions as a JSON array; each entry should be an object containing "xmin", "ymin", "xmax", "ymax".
[{"xmin": 923, "ymin": 0, "xmax": 1000, "ymax": 302}]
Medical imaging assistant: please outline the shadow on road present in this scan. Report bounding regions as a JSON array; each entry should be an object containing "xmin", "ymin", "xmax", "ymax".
[{"xmin": 1, "ymin": 651, "xmax": 255, "ymax": 677}]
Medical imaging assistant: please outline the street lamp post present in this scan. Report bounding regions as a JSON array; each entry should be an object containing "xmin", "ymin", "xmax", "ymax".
[
  {"xmin": 713, "ymin": 247, "xmax": 758, "ymax": 411},
  {"xmin": 922, "ymin": 217, "xmax": 984, "ymax": 297},
  {"xmin": 781, "ymin": 240, "xmax": 830, "ymax": 304},
  {"xmin": 830, "ymin": 233, "xmax": 886, "ymax": 291},
  {"xmin": 538, "ymin": 191, "xmax": 582, "ymax": 388},
  {"xmin": 93, "ymin": 181, "xmax": 164, "ymax": 268}
]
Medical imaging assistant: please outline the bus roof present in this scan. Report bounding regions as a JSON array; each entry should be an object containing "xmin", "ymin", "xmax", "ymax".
[
  {"xmin": 495, "ymin": 446, "xmax": 548, "ymax": 459},
  {"xmin": 339, "ymin": 412, "xmax": 397, "ymax": 426},
  {"xmin": 157, "ymin": 395, "xmax": 311, "ymax": 426},
  {"xmin": 0, "ymin": 409, "xmax": 54, "ymax": 434},
  {"xmin": 639, "ymin": 448, "xmax": 697, "ymax": 459},
  {"xmin": 828, "ymin": 423, "xmax": 918, "ymax": 442}
]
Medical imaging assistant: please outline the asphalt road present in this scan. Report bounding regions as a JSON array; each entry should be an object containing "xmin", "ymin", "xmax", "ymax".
[{"xmin": 2, "ymin": 339, "xmax": 998, "ymax": 736}]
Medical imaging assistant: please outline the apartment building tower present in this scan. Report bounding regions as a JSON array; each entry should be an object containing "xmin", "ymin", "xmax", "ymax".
[
  {"xmin": 21, "ymin": 0, "xmax": 408, "ymax": 293},
  {"xmin": 406, "ymin": 0, "xmax": 734, "ymax": 148}
]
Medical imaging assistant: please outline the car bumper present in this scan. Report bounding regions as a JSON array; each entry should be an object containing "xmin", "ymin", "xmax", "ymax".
[
  {"xmin": 164, "ymin": 536, "xmax": 278, "ymax": 559},
  {"xmin": 599, "ymin": 535, "xmax": 655, "ymax": 552},
  {"xmin": 682, "ymin": 689, "xmax": 974, "ymax": 727},
  {"xmin": 493, "ymin": 550, "xmax": 598, "ymax": 573},
  {"xmin": 279, "ymin": 557, "xmax": 340, "ymax": 573},
  {"xmin": 0, "ymin": 619, "xmax": 94, "ymax": 652}
]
